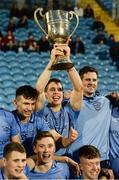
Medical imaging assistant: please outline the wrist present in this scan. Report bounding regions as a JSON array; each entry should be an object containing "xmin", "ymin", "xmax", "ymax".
[
  {"xmin": 64, "ymin": 156, "xmax": 69, "ymax": 163},
  {"xmin": 46, "ymin": 62, "xmax": 53, "ymax": 71},
  {"xmin": 67, "ymin": 66, "xmax": 75, "ymax": 72},
  {"xmin": 61, "ymin": 137, "xmax": 72, "ymax": 147}
]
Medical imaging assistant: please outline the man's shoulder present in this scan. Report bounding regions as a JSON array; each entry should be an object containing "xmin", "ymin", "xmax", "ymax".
[
  {"xmin": 36, "ymin": 105, "xmax": 50, "ymax": 116},
  {"xmin": 83, "ymin": 94, "xmax": 108, "ymax": 101},
  {"xmin": 0, "ymin": 108, "xmax": 16, "ymax": 122},
  {"xmin": 54, "ymin": 161, "xmax": 69, "ymax": 174},
  {"xmin": 48, "ymin": 161, "xmax": 70, "ymax": 179},
  {"xmin": 28, "ymin": 161, "xmax": 69, "ymax": 179},
  {"xmin": 0, "ymin": 108, "xmax": 13, "ymax": 115}
]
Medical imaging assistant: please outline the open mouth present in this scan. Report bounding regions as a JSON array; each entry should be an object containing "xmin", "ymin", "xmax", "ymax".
[
  {"xmin": 15, "ymin": 169, "xmax": 24, "ymax": 174},
  {"xmin": 52, "ymin": 95, "xmax": 61, "ymax": 102},
  {"xmin": 43, "ymin": 154, "xmax": 50, "ymax": 158}
]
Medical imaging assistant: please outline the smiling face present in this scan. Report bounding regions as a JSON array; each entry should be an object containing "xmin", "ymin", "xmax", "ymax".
[
  {"xmin": 80, "ymin": 157, "xmax": 101, "ymax": 179},
  {"xmin": 45, "ymin": 82, "xmax": 63, "ymax": 107},
  {"xmin": 34, "ymin": 137, "xmax": 55, "ymax": 165},
  {"xmin": 14, "ymin": 96, "xmax": 36, "ymax": 120},
  {"xmin": 82, "ymin": 72, "xmax": 98, "ymax": 97},
  {"xmin": 4, "ymin": 151, "xmax": 26, "ymax": 179}
]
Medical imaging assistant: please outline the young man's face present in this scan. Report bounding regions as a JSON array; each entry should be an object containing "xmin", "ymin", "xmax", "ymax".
[
  {"xmin": 34, "ymin": 137, "xmax": 55, "ymax": 164},
  {"xmin": 80, "ymin": 157, "xmax": 101, "ymax": 179},
  {"xmin": 14, "ymin": 96, "xmax": 36, "ymax": 119},
  {"xmin": 4, "ymin": 151, "xmax": 26, "ymax": 178},
  {"xmin": 45, "ymin": 82, "xmax": 63, "ymax": 106},
  {"xmin": 81, "ymin": 72, "xmax": 98, "ymax": 97}
]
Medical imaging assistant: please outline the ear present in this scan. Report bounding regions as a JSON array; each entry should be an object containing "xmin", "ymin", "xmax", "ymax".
[
  {"xmin": 33, "ymin": 146, "xmax": 37, "ymax": 154},
  {"xmin": 13, "ymin": 99, "xmax": 17, "ymax": 107},
  {"xmin": 3, "ymin": 157, "xmax": 7, "ymax": 167},
  {"xmin": 45, "ymin": 92, "xmax": 48, "ymax": 99}
]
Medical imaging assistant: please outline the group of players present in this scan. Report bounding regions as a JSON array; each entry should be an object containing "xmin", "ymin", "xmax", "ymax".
[{"xmin": 0, "ymin": 43, "xmax": 119, "ymax": 179}]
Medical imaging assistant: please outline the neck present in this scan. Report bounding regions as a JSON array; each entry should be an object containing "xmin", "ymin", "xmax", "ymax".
[
  {"xmin": 3, "ymin": 169, "xmax": 14, "ymax": 180},
  {"xmin": 35, "ymin": 160, "xmax": 53, "ymax": 173},
  {"xmin": 83, "ymin": 93, "xmax": 94, "ymax": 98},
  {"xmin": 16, "ymin": 110, "xmax": 29, "ymax": 123},
  {"xmin": 50, "ymin": 104, "xmax": 62, "ymax": 112}
]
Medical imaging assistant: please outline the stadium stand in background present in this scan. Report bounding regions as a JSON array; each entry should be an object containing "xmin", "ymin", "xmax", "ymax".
[{"xmin": 0, "ymin": 0, "xmax": 119, "ymax": 110}]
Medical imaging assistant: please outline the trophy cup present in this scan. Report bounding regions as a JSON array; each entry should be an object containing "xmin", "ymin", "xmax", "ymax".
[{"xmin": 34, "ymin": 9, "xmax": 79, "ymax": 70}]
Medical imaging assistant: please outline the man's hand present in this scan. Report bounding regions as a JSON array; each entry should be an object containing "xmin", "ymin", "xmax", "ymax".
[
  {"xmin": 68, "ymin": 127, "xmax": 78, "ymax": 143},
  {"xmin": 61, "ymin": 127, "xmax": 78, "ymax": 147},
  {"xmin": 110, "ymin": 92, "xmax": 119, "ymax": 100},
  {"xmin": 51, "ymin": 44, "xmax": 71, "ymax": 63},
  {"xmin": 66, "ymin": 157, "xmax": 80, "ymax": 177},
  {"xmin": 106, "ymin": 91, "xmax": 119, "ymax": 107},
  {"xmin": 53, "ymin": 155, "xmax": 80, "ymax": 177},
  {"xmin": 101, "ymin": 168, "xmax": 115, "ymax": 180}
]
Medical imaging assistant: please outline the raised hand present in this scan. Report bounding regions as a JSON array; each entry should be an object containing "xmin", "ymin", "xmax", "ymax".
[{"xmin": 68, "ymin": 127, "xmax": 78, "ymax": 143}]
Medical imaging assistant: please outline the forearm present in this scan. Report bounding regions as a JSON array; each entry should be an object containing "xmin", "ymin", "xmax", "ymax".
[
  {"xmin": 67, "ymin": 67, "xmax": 83, "ymax": 92},
  {"xmin": 27, "ymin": 155, "xmax": 36, "ymax": 170},
  {"xmin": 61, "ymin": 136, "xmax": 72, "ymax": 147},
  {"xmin": 53, "ymin": 155, "xmax": 75, "ymax": 165},
  {"xmin": 36, "ymin": 61, "xmax": 52, "ymax": 93},
  {"xmin": 54, "ymin": 136, "xmax": 71, "ymax": 149},
  {"xmin": 67, "ymin": 67, "xmax": 83, "ymax": 110},
  {"xmin": 53, "ymin": 155, "xmax": 69, "ymax": 162},
  {"xmin": 53, "ymin": 128, "xmax": 78, "ymax": 148},
  {"xmin": 53, "ymin": 155, "xmax": 80, "ymax": 176}
]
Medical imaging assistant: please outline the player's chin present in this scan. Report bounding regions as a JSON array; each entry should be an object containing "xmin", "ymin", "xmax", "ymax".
[
  {"xmin": 52, "ymin": 101, "xmax": 61, "ymax": 105},
  {"xmin": 88, "ymin": 90, "xmax": 95, "ymax": 95}
]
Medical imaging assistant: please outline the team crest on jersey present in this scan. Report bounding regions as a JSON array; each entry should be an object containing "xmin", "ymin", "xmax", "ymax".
[{"xmin": 93, "ymin": 101, "xmax": 101, "ymax": 111}]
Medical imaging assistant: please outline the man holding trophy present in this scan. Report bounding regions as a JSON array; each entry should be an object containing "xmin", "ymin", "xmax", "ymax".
[
  {"xmin": 35, "ymin": 42, "xmax": 83, "ymax": 155},
  {"xmin": 34, "ymin": 8, "xmax": 83, "ymax": 156}
]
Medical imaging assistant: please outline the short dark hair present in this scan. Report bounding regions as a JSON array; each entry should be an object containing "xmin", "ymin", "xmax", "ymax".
[
  {"xmin": 79, "ymin": 66, "xmax": 98, "ymax": 80},
  {"xmin": 33, "ymin": 131, "xmax": 55, "ymax": 146},
  {"xmin": 16, "ymin": 85, "xmax": 38, "ymax": 100},
  {"xmin": 45, "ymin": 78, "xmax": 63, "ymax": 92},
  {"xmin": 79, "ymin": 145, "xmax": 100, "ymax": 159},
  {"xmin": 3, "ymin": 142, "xmax": 26, "ymax": 159}
]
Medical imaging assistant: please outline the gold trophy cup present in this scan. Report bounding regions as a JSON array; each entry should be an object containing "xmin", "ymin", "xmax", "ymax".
[{"xmin": 34, "ymin": 9, "xmax": 79, "ymax": 70}]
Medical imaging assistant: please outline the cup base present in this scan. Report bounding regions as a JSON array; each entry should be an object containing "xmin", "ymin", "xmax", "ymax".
[{"xmin": 51, "ymin": 61, "xmax": 74, "ymax": 70}]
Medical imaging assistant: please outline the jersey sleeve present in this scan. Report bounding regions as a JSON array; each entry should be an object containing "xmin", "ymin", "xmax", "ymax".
[
  {"xmin": 4, "ymin": 110, "xmax": 19, "ymax": 137},
  {"xmin": 66, "ymin": 105, "xmax": 80, "ymax": 129}
]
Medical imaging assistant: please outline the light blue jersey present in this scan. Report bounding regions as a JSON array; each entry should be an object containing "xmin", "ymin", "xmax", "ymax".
[
  {"xmin": 109, "ymin": 107, "xmax": 119, "ymax": 178},
  {"xmin": 0, "ymin": 109, "xmax": 19, "ymax": 159},
  {"xmin": 0, "ymin": 165, "xmax": 30, "ymax": 179},
  {"xmin": 37, "ymin": 101, "xmax": 79, "ymax": 155},
  {"xmin": 67, "ymin": 95, "xmax": 111, "ymax": 161},
  {"xmin": 109, "ymin": 107, "xmax": 119, "ymax": 160},
  {"xmin": 12, "ymin": 110, "xmax": 50, "ymax": 156},
  {"xmin": 28, "ymin": 161, "xmax": 69, "ymax": 179}
]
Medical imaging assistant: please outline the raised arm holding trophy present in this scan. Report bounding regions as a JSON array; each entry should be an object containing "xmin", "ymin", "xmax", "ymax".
[
  {"xmin": 34, "ymin": 8, "xmax": 83, "ymax": 161},
  {"xmin": 34, "ymin": 8, "xmax": 79, "ymax": 70}
]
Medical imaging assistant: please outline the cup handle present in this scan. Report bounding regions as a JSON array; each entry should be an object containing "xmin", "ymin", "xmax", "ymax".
[
  {"xmin": 68, "ymin": 11, "xmax": 79, "ymax": 38},
  {"xmin": 34, "ymin": 8, "xmax": 48, "ymax": 38}
]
